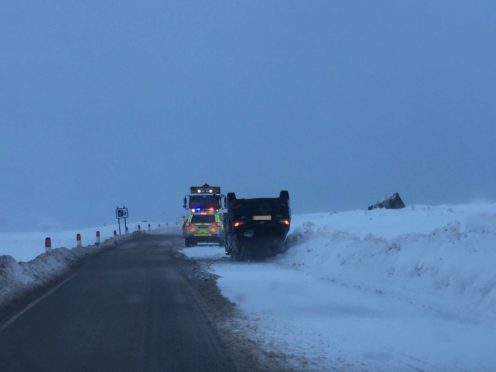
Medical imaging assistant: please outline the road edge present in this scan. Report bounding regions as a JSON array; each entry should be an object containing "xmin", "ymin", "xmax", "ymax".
[
  {"xmin": 0, "ymin": 233, "xmax": 141, "ymax": 328},
  {"xmin": 175, "ymin": 250, "xmax": 304, "ymax": 372}
]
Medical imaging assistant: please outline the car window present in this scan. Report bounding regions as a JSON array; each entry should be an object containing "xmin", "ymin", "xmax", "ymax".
[{"xmin": 191, "ymin": 215, "xmax": 216, "ymax": 223}]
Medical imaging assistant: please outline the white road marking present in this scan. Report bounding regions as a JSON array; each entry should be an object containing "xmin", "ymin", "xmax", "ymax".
[{"xmin": 0, "ymin": 273, "xmax": 78, "ymax": 334}]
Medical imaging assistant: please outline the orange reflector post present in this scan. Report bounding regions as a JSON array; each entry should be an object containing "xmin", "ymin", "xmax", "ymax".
[{"xmin": 45, "ymin": 237, "xmax": 52, "ymax": 251}]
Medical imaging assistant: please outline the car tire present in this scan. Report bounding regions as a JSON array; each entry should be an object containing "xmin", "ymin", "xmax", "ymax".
[
  {"xmin": 226, "ymin": 192, "xmax": 236, "ymax": 207},
  {"xmin": 279, "ymin": 190, "xmax": 290, "ymax": 201}
]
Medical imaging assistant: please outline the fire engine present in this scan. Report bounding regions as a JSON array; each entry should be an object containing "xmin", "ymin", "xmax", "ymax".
[{"xmin": 182, "ymin": 184, "xmax": 225, "ymax": 247}]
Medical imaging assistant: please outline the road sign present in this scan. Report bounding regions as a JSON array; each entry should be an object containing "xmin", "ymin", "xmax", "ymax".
[
  {"xmin": 116, "ymin": 207, "xmax": 129, "ymax": 219},
  {"xmin": 116, "ymin": 206, "xmax": 129, "ymax": 236}
]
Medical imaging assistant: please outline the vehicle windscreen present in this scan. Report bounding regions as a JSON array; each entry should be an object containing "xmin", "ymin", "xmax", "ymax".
[
  {"xmin": 191, "ymin": 214, "xmax": 216, "ymax": 223},
  {"xmin": 189, "ymin": 195, "xmax": 221, "ymax": 209}
]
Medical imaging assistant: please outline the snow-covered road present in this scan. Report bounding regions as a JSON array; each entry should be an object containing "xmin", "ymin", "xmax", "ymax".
[{"xmin": 182, "ymin": 203, "xmax": 496, "ymax": 371}]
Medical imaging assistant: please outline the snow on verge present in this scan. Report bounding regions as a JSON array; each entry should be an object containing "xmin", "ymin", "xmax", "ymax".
[
  {"xmin": 186, "ymin": 203, "xmax": 496, "ymax": 371},
  {"xmin": 0, "ymin": 221, "xmax": 167, "ymax": 262},
  {"xmin": 283, "ymin": 210, "xmax": 496, "ymax": 320},
  {"xmin": 0, "ymin": 235, "xmax": 127, "ymax": 309}
]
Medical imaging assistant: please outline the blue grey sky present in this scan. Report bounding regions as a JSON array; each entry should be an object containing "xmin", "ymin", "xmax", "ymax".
[{"xmin": 1, "ymin": 1, "xmax": 495, "ymax": 231}]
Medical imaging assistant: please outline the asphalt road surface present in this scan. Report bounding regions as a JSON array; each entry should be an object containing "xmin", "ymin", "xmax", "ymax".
[{"xmin": 0, "ymin": 234, "xmax": 238, "ymax": 372}]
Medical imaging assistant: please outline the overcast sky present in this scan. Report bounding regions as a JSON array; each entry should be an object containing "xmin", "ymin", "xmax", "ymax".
[{"xmin": 1, "ymin": 0, "xmax": 495, "ymax": 231}]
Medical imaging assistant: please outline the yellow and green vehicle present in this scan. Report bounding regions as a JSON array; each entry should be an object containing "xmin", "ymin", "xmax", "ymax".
[{"xmin": 182, "ymin": 212, "xmax": 224, "ymax": 247}]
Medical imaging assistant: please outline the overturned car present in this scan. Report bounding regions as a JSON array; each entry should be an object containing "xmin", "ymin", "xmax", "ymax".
[{"xmin": 224, "ymin": 191, "xmax": 291, "ymax": 260}]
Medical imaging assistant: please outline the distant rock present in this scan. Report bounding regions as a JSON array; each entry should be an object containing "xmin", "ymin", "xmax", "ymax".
[{"xmin": 368, "ymin": 193, "xmax": 406, "ymax": 210}]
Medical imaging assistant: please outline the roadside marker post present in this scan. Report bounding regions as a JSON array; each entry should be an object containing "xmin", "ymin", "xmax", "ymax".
[
  {"xmin": 96, "ymin": 231, "xmax": 101, "ymax": 246},
  {"xmin": 76, "ymin": 233, "xmax": 82, "ymax": 248},
  {"xmin": 45, "ymin": 237, "xmax": 52, "ymax": 252}
]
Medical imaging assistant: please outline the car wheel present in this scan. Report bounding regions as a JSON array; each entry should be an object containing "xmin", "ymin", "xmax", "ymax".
[{"xmin": 279, "ymin": 190, "xmax": 289, "ymax": 201}]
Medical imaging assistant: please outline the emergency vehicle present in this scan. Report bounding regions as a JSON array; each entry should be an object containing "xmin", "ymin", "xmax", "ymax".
[
  {"xmin": 182, "ymin": 212, "xmax": 224, "ymax": 247},
  {"xmin": 183, "ymin": 184, "xmax": 223, "ymax": 212},
  {"xmin": 182, "ymin": 184, "xmax": 225, "ymax": 247}
]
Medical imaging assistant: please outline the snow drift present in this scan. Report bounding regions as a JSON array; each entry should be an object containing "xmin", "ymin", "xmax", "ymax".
[
  {"xmin": 284, "ymin": 205, "xmax": 496, "ymax": 321},
  {"xmin": 183, "ymin": 202, "xmax": 496, "ymax": 371}
]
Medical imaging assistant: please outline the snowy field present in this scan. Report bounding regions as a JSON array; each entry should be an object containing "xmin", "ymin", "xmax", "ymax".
[
  {"xmin": 182, "ymin": 203, "xmax": 496, "ymax": 371},
  {"xmin": 0, "ymin": 222, "xmax": 170, "ymax": 262}
]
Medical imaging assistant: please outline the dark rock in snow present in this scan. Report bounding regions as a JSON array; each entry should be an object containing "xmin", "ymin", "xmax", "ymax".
[{"xmin": 368, "ymin": 193, "xmax": 406, "ymax": 210}]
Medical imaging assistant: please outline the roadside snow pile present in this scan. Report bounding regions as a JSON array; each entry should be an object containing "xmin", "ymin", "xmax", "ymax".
[
  {"xmin": 196, "ymin": 203, "xmax": 496, "ymax": 371},
  {"xmin": 0, "ymin": 221, "xmax": 167, "ymax": 262},
  {"xmin": 0, "ymin": 235, "xmax": 129, "ymax": 308},
  {"xmin": 289, "ymin": 203, "xmax": 496, "ymax": 239},
  {"xmin": 283, "ymin": 204, "xmax": 496, "ymax": 320}
]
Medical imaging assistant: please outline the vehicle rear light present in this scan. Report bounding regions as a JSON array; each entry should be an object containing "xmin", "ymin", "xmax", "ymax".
[
  {"xmin": 281, "ymin": 219, "xmax": 290, "ymax": 225},
  {"xmin": 233, "ymin": 221, "xmax": 244, "ymax": 228}
]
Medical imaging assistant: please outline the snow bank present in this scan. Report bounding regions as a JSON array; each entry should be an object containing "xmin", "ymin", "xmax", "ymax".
[
  {"xmin": 0, "ymin": 235, "xmax": 125, "ymax": 308},
  {"xmin": 185, "ymin": 203, "xmax": 496, "ymax": 371},
  {"xmin": 290, "ymin": 203, "xmax": 496, "ymax": 239},
  {"xmin": 285, "ymin": 204, "xmax": 496, "ymax": 320},
  {"xmin": 0, "ymin": 221, "xmax": 168, "ymax": 262},
  {"xmin": 0, "ymin": 220, "xmax": 180, "ymax": 309}
]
